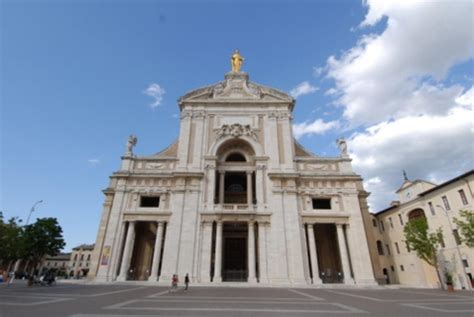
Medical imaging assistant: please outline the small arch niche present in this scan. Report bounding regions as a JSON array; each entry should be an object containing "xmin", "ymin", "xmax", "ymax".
[{"xmin": 226, "ymin": 152, "xmax": 246, "ymax": 162}]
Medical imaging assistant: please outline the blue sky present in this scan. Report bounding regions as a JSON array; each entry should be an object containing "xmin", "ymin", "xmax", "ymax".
[{"xmin": 2, "ymin": 0, "xmax": 473, "ymax": 251}]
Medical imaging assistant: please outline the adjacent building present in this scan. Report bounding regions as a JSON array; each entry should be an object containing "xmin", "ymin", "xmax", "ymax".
[
  {"xmin": 70, "ymin": 244, "xmax": 95, "ymax": 277},
  {"xmin": 42, "ymin": 253, "xmax": 71, "ymax": 275},
  {"xmin": 89, "ymin": 56, "xmax": 377, "ymax": 286},
  {"xmin": 372, "ymin": 170, "xmax": 474, "ymax": 290}
]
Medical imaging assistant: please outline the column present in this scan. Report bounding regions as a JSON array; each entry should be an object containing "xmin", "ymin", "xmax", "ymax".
[
  {"xmin": 219, "ymin": 171, "xmax": 225, "ymax": 204},
  {"xmin": 148, "ymin": 221, "xmax": 165, "ymax": 281},
  {"xmin": 200, "ymin": 222, "xmax": 213, "ymax": 283},
  {"xmin": 247, "ymin": 171, "xmax": 253, "ymax": 205},
  {"xmin": 117, "ymin": 221, "xmax": 136, "ymax": 281},
  {"xmin": 307, "ymin": 224, "xmax": 322, "ymax": 284},
  {"xmin": 255, "ymin": 166, "xmax": 265, "ymax": 206},
  {"xmin": 336, "ymin": 224, "xmax": 354, "ymax": 284},
  {"xmin": 257, "ymin": 222, "xmax": 268, "ymax": 283},
  {"xmin": 214, "ymin": 221, "xmax": 223, "ymax": 282},
  {"xmin": 248, "ymin": 221, "xmax": 257, "ymax": 283}
]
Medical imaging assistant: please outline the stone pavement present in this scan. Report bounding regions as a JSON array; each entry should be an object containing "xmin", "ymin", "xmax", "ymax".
[{"xmin": 0, "ymin": 281, "xmax": 473, "ymax": 316}]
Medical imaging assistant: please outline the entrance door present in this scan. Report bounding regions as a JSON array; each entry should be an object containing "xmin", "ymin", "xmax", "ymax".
[{"xmin": 222, "ymin": 222, "xmax": 248, "ymax": 281}]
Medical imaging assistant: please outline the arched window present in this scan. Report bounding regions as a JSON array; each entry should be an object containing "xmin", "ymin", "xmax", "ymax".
[
  {"xmin": 226, "ymin": 152, "xmax": 246, "ymax": 162},
  {"xmin": 408, "ymin": 209, "xmax": 426, "ymax": 221}
]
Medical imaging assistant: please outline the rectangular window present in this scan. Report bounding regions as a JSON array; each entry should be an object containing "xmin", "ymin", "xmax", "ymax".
[
  {"xmin": 380, "ymin": 221, "xmax": 385, "ymax": 232},
  {"xmin": 453, "ymin": 229, "xmax": 461, "ymax": 245},
  {"xmin": 377, "ymin": 241, "xmax": 384, "ymax": 255},
  {"xmin": 80, "ymin": 254, "xmax": 84, "ymax": 261},
  {"xmin": 54, "ymin": 262, "xmax": 57, "ymax": 267},
  {"xmin": 312, "ymin": 198, "xmax": 331, "ymax": 209},
  {"xmin": 462, "ymin": 259, "xmax": 469, "ymax": 268},
  {"xmin": 389, "ymin": 217, "xmax": 394, "ymax": 229},
  {"xmin": 386, "ymin": 244, "xmax": 391, "ymax": 256},
  {"xmin": 442, "ymin": 196, "xmax": 451, "ymax": 211},
  {"xmin": 400, "ymin": 265, "xmax": 405, "ymax": 271},
  {"xmin": 140, "ymin": 196, "xmax": 160, "ymax": 208},
  {"xmin": 440, "ymin": 235, "xmax": 446, "ymax": 248},
  {"xmin": 459, "ymin": 189, "xmax": 468, "ymax": 205},
  {"xmin": 87, "ymin": 254, "xmax": 91, "ymax": 261},
  {"xmin": 428, "ymin": 202, "xmax": 435, "ymax": 215},
  {"xmin": 390, "ymin": 265, "xmax": 395, "ymax": 272},
  {"xmin": 398, "ymin": 214, "xmax": 404, "ymax": 226},
  {"xmin": 74, "ymin": 254, "xmax": 78, "ymax": 261},
  {"xmin": 395, "ymin": 242, "xmax": 400, "ymax": 254},
  {"xmin": 405, "ymin": 241, "xmax": 411, "ymax": 252},
  {"xmin": 372, "ymin": 218, "xmax": 377, "ymax": 227}
]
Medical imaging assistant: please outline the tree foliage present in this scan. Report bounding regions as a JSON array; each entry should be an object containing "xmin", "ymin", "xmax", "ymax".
[
  {"xmin": 0, "ymin": 212, "xmax": 24, "ymax": 268},
  {"xmin": 453, "ymin": 210, "xmax": 474, "ymax": 247},
  {"xmin": 404, "ymin": 218, "xmax": 443, "ymax": 266},
  {"xmin": 22, "ymin": 218, "xmax": 65, "ymax": 267},
  {"xmin": 404, "ymin": 217, "xmax": 445, "ymax": 288}
]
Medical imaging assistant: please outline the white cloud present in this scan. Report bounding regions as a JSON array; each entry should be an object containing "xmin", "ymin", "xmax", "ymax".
[
  {"xmin": 456, "ymin": 86, "xmax": 474, "ymax": 106},
  {"xmin": 88, "ymin": 158, "xmax": 100, "ymax": 165},
  {"xmin": 349, "ymin": 106, "xmax": 474, "ymax": 211},
  {"xmin": 326, "ymin": 0, "xmax": 473, "ymax": 126},
  {"xmin": 293, "ymin": 119, "xmax": 339, "ymax": 139},
  {"xmin": 313, "ymin": 66, "xmax": 325, "ymax": 77},
  {"xmin": 143, "ymin": 83, "xmax": 165, "ymax": 108},
  {"xmin": 290, "ymin": 81, "xmax": 318, "ymax": 99},
  {"xmin": 315, "ymin": 0, "xmax": 474, "ymax": 211}
]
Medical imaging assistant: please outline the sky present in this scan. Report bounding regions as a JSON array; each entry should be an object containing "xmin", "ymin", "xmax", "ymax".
[{"xmin": 2, "ymin": 0, "xmax": 473, "ymax": 251}]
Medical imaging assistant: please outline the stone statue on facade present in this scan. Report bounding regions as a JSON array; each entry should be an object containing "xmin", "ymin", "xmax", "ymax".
[
  {"xmin": 336, "ymin": 138, "xmax": 348, "ymax": 156},
  {"xmin": 231, "ymin": 49, "xmax": 244, "ymax": 73},
  {"xmin": 126, "ymin": 134, "xmax": 138, "ymax": 155}
]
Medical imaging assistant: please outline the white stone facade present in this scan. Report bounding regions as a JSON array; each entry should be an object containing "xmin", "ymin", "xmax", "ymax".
[{"xmin": 89, "ymin": 70, "xmax": 377, "ymax": 286}]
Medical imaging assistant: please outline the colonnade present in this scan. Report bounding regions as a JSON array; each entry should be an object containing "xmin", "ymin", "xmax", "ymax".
[
  {"xmin": 218, "ymin": 171, "xmax": 254, "ymax": 205},
  {"xmin": 116, "ymin": 220, "xmax": 166, "ymax": 282},
  {"xmin": 200, "ymin": 220, "xmax": 268, "ymax": 283},
  {"xmin": 306, "ymin": 222, "xmax": 354, "ymax": 284}
]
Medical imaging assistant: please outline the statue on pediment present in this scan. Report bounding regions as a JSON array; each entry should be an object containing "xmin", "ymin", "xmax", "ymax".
[
  {"xmin": 337, "ymin": 138, "xmax": 348, "ymax": 156},
  {"xmin": 126, "ymin": 134, "xmax": 138, "ymax": 155},
  {"xmin": 231, "ymin": 49, "xmax": 244, "ymax": 73}
]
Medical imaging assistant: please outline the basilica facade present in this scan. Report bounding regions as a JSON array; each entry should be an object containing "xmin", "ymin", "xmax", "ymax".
[{"xmin": 89, "ymin": 61, "xmax": 377, "ymax": 286}]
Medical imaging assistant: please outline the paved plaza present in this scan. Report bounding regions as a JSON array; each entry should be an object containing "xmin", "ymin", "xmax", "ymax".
[{"xmin": 0, "ymin": 282, "xmax": 473, "ymax": 317}]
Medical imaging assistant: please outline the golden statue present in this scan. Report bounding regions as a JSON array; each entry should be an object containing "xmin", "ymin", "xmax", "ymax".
[{"xmin": 231, "ymin": 49, "xmax": 244, "ymax": 72}]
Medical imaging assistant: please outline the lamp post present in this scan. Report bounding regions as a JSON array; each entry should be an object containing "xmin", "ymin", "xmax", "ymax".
[
  {"xmin": 436, "ymin": 204, "xmax": 472, "ymax": 290},
  {"xmin": 26, "ymin": 200, "xmax": 43, "ymax": 226}
]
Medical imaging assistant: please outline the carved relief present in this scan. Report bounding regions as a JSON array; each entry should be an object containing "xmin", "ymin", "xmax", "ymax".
[
  {"xmin": 215, "ymin": 123, "xmax": 258, "ymax": 141},
  {"xmin": 145, "ymin": 162, "xmax": 166, "ymax": 169},
  {"xmin": 306, "ymin": 164, "xmax": 329, "ymax": 171}
]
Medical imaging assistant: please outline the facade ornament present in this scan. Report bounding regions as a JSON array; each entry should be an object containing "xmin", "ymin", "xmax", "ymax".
[
  {"xmin": 336, "ymin": 138, "xmax": 348, "ymax": 156},
  {"xmin": 126, "ymin": 135, "xmax": 138, "ymax": 156},
  {"xmin": 231, "ymin": 49, "xmax": 244, "ymax": 73},
  {"xmin": 216, "ymin": 123, "xmax": 258, "ymax": 141},
  {"xmin": 180, "ymin": 111, "xmax": 192, "ymax": 119}
]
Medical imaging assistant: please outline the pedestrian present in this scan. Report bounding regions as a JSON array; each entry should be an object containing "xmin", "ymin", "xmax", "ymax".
[
  {"xmin": 170, "ymin": 274, "xmax": 178, "ymax": 292},
  {"xmin": 185, "ymin": 273, "xmax": 190, "ymax": 290}
]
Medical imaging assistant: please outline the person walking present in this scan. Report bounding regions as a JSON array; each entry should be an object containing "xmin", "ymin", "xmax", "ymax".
[
  {"xmin": 170, "ymin": 274, "xmax": 178, "ymax": 292},
  {"xmin": 184, "ymin": 273, "xmax": 190, "ymax": 290}
]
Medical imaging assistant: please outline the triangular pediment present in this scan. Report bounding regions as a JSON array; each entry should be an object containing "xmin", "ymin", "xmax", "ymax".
[{"xmin": 179, "ymin": 72, "xmax": 293, "ymax": 104}]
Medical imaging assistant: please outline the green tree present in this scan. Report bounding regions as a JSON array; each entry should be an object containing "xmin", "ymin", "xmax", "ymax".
[
  {"xmin": 22, "ymin": 217, "xmax": 65, "ymax": 274},
  {"xmin": 0, "ymin": 212, "xmax": 24, "ymax": 272},
  {"xmin": 453, "ymin": 210, "xmax": 474, "ymax": 247},
  {"xmin": 404, "ymin": 218, "xmax": 445, "ymax": 289}
]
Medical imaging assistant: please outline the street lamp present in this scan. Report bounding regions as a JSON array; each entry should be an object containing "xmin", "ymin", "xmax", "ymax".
[
  {"xmin": 436, "ymin": 204, "xmax": 472, "ymax": 290},
  {"xmin": 26, "ymin": 200, "xmax": 43, "ymax": 226}
]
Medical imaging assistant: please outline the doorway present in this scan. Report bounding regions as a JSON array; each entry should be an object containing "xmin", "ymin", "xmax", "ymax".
[{"xmin": 222, "ymin": 222, "xmax": 248, "ymax": 281}]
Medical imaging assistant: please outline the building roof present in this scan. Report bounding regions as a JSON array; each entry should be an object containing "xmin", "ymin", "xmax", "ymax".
[
  {"xmin": 375, "ymin": 170, "xmax": 474, "ymax": 216},
  {"xmin": 45, "ymin": 253, "xmax": 71, "ymax": 261},
  {"xmin": 72, "ymin": 243, "xmax": 95, "ymax": 251},
  {"xmin": 419, "ymin": 170, "xmax": 474, "ymax": 197}
]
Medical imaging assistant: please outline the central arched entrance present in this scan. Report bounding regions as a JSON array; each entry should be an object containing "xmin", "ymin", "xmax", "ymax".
[{"xmin": 222, "ymin": 222, "xmax": 248, "ymax": 281}]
